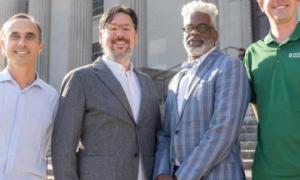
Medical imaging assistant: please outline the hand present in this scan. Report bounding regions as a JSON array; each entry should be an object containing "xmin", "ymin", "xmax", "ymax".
[{"xmin": 155, "ymin": 174, "xmax": 175, "ymax": 180}]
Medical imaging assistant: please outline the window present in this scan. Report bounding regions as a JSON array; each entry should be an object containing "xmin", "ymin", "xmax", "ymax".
[
  {"xmin": 92, "ymin": 43, "xmax": 102, "ymax": 61},
  {"xmin": 93, "ymin": 0, "xmax": 103, "ymax": 16}
]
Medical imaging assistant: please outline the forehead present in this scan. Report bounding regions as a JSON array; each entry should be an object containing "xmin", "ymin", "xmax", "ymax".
[
  {"xmin": 4, "ymin": 18, "xmax": 39, "ymax": 36},
  {"xmin": 109, "ymin": 12, "xmax": 134, "ymax": 26},
  {"xmin": 184, "ymin": 12, "xmax": 211, "ymax": 26}
]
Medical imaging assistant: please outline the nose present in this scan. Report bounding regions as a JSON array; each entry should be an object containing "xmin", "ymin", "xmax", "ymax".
[
  {"xmin": 189, "ymin": 28, "xmax": 201, "ymax": 35},
  {"xmin": 115, "ymin": 28, "xmax": 126, "ymax": 36},
  {"xmin": 17, "ymin": 38, "xmax": 26, "ymax": 47}
]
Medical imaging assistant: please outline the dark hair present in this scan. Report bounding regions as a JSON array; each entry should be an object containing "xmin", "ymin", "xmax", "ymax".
[
  {"xmin": 0, "ymin": 13, "xmax": 42, "ymax": 43},
  {"xmin": 99, "ymin": 5, "xmax": 138, "ymax": 31}
]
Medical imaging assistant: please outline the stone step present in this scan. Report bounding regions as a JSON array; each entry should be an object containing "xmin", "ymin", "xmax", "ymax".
[
  {"xmin": 47, "ymin": 175, "xmax": 55, "ymax": 180},
  {"xmin": 241, "ymin": 125, "xmax": 257, "ymax": 134},
  {"xmin": 245, "ymin": 170, "xmax": 252, "ymax": 180},
  {"xmin": 242, "ymin": 159, "xmax": 254, "ymax": 170},
  {"xmin": 241, "ymin": 141, "xmax": 257, "ymax": 150},
  {"xmin": 242, "ymin": 118, "xmax": 257, "ymax": 126},
  {"xmin": 240, "ymin": 133, "xmax": 257, "ymax": 142},
  {"xmin": 244, "ymin": 113, "xmax": 257, "ymax": 122},
  {"xmin": 241, "ymin": 149, "xmax": 255, "ymax": 159}
]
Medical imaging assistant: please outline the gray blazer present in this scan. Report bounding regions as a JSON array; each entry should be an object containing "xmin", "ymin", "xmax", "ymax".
[
  {"xmin": 51, "ymin": 58, "xmax": 161, "ymax": 180},
  {"xmin": 154, "ymin": 49, "xmax": 250, "ymax": 180}
]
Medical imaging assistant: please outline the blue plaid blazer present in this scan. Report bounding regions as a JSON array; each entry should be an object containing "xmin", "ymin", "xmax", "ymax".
[{"xmin": 154, "ymin": 49, "xmax": 250, "ymax": 180}]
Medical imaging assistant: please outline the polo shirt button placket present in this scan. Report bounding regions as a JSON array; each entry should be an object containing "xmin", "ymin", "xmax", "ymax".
[{"xmin": 277, "ymin": 48, "xmax": 280, "ymax": 63}]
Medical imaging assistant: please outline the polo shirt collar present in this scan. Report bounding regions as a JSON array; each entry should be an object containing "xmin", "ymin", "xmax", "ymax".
[
  {"xmin": 289, "ymin": 22, "xmax": 300, "ymax": 41},
  {"xmin": 263, "ymin": 32, "xmax": 274, "ymax": 45},
  {"xmin": 264, "ymin": 22, "xmax": 300, "ymax": 45},
  {"xmin": 0, "ymin": 67, "xmax": 45, "ymax": 89}
]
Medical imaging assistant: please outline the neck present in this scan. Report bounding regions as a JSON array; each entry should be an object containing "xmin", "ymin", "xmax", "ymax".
[
  {"xmin": 7, "ymin": 64, "xmax": 37, "ymax": 90},
  {"xmin": 118, "ymin": 58, "xmax": 131, "ymax": 71},
  {"xmin": 190, "ymin": 55, "xmax": 201, "ymax": 61},
  {"xmin": 270, "ymin": 18, "xmax": 297, "ymax": 44},
  {"xmin": 107, "ymin": 55, "xmax": 131, "ymax": 71}
]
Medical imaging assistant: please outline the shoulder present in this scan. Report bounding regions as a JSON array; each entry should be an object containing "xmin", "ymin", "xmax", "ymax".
[
  {"xmin": 66, "ymin": 63, "xmax": 95, "ymax": 78},
  {"xmin": 38, "ymin": 80, "xmax": 59, "ymax": 102},
  {"xmin": 136, "ymin": 69, "xmax": 151, "ymax": 78},
  {"xmin": 62, "ymin": 63, "xmax": 96, "ymax": 83},
  {"xmin": 245, "ymin": 39, "xmax": 266, "ymax": 58},
  {"xmin": 244, "ymin": 39, "xmax": 266, "ymax": 66},
  {"xmin": 212, "ymin": 49, "xmax": 244, "ymax": 70},
  {"xmin": 135, "ymin": 69, "xmax": 154, "ymax": 83}
]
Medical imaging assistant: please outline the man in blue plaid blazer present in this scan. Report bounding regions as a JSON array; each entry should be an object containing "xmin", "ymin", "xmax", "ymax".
[{"xmin": 153, "ymin": 1, "xmax": 250, "ymax": 180}]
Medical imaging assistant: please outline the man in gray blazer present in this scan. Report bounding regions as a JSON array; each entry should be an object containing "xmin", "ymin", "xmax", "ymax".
[
  {"xmin": 51, "ymin": 5, "xmax": 161, "ymax": 180},
  {"xmin": 154, "ymin": 1, "xmax": 250, "ymax": 180}
]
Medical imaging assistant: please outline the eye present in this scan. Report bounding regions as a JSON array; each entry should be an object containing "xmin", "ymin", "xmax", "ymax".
[
  {"xmin": 183, "ymin": 25, "xmax": 194, "ymax": 33},
  {"xmin": 10, "ymin": 33, "xmax": 20, "ymax": 40},
  {"xmin": 107, "ymin": 26, "xmax": 117, "ymax": 31},
  {"xmin": 26, "ymin": 33, "xmax": 35, "ymax": 40},
  {"xmin": 122, "ymin": 27, "xmax": 131, "ymax": 31}
]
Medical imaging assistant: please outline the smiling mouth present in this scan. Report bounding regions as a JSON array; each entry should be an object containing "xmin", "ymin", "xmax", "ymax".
[
  {"xmin": 14, "ymin": 50, "xmax": 29, "ymax": 55},
  {"xmin": 114, "ymin": 41, "xmax": 127, "ymax": 45},
  {"xmin": 273, "ymin": 5, "xmax": 288, "ymax": 9},
  {"xmin": 188, "ymin": 39, "xmax": 204, "ymax": 47},
  {"xmin": 112, "ymin": 38, "xmax": 129, "ymax": 45}
]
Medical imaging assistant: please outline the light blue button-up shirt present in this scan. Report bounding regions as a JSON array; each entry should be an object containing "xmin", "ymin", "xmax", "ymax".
[{"xmin": 0, "ymin": 68, "xmax": 59, "ymax": 180}]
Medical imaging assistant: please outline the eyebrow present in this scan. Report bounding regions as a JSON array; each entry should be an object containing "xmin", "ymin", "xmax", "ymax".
[
  {"xmin": 108, "ymin": 23, "xmax": 133, "ymax": 27},
  {"xmin": 8, "ymin": 31, "xmax": 37, "ymax": 37}
]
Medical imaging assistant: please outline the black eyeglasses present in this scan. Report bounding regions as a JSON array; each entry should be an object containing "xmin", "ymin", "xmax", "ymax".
[{"xmin": 182, "ymin": 24, "xmax": 213, "ymax": 34}]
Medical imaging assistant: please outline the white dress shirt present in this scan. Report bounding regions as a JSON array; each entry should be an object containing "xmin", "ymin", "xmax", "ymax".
[
  {"xmin": 103, "ymin": 56, "xmax": 146, "ymax": 180},
  {"xmin": 177, "ymin": 47, "xmax": 216, "ymax": 113},
  {"xmin": 0, "ymin": 68, "xmax": 59, "ymax": 180}
]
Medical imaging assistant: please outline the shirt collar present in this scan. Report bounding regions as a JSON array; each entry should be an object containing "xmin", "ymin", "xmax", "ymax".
[
  {"xmin": 0, "ymin": 67, "xmax": 45, "ymax": 89},
  {"xmin": 264, "ymin": 22, "xmax": 300, "ymax": 45},
  {"xmin": 289, "ymin": 22, "xmax": 300, "ymax": 41},
  {"xmin": 102, "ymin": 55, "xmax": 134, "ymax": 74}
]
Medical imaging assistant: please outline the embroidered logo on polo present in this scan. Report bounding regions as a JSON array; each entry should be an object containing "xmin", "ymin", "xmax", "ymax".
[{"xmin": 289, "ymin": 52, "xmax": 300, "ymax": 59}]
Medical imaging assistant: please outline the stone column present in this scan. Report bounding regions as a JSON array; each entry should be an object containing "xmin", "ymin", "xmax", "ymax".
[
  {"xmin": 0, "ymin": 0, "xmax": 20, "ymax": 25},
  {"xmin": 122, "ymin": 0, "xmax": 147, "ymax": 68},
  {"xmin": 68, "ymin": 0, "xmax": 93, "ymax": 69},
  {"xmin": 0, "ymin": 0, "xmax": 20, "ymax": 70},
  {"xmin": 218, "ymin": 0, "xmax": 252, "ymax": 52},
  {"xmin": 49, "ymin": 0, "xmax": 92, "ymax": 90},
  {"xmin": 29, "ymin": 0, "xmax": 51, "ymax": 82}
]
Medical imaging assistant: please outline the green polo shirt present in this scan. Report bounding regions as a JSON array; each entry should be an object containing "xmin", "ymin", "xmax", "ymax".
[{"xmin": 244, "ymin": 23, "xmax": 300, "ymax": 180}]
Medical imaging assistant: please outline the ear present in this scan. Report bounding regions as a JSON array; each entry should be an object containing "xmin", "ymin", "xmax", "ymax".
[
  {"xmin": 0, "ymin": 40, "xmax": 4, "ymax": 49},
  {"xmin": 98, "ymin": 30, "xmax": 103, "ymax": 45},
  {"xmin": 212, "ymin": 30, "xmax": 218, "ymax": 43},
  {"xmin": 134, "ymin": 33, "xmax": 138, "ymax": 45},
  {"xmin": 38, "ymin": 42, "xmax": 44, "ymax": 54},
  {"xmin": 0, "ymin": 40, "xmax": 6, "ymax": 56}
]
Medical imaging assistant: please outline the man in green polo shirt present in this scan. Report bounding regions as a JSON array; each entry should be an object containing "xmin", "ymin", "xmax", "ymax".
[{"xmin": 244, "ymin": 0, "xmax": 300, "ymax": 179}]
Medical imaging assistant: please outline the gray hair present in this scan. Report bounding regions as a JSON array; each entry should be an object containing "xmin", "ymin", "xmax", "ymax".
[
  {"xmin": 181, "ymin": 0, "xmax": 218, "ymax": 28},
  {"xmin": 0, "ymin": 13, "xmax": 42, "ymax": 43}
]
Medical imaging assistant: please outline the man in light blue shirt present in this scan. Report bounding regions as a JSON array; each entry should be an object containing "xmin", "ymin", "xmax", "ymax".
[{"xmin": 0, "ymin": 13, "xmax": 58, "ymax": 180}]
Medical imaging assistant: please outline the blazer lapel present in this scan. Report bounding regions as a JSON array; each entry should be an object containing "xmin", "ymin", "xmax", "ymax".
[
  {"xmin": 177, "ymin": 49, "xmax": 220, "ymax": 125},
  {"xmin": 135, "ymin": 71, "xmax": 148, "ymax": 124},
  {"xmin": 92, "ymin": 58, "xmax": 134, "ymax": 121},
  {"xmin": 171, "ymin": 69, "xmax": 187, "ymax": 120}
]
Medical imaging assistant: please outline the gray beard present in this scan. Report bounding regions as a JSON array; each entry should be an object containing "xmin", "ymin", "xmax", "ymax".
[
  {"xmin": 183, "ymin": 39, "xmax": 214, "ymax": 57},
  {"xmin": 104, "ymin": 46, "xmax": 133, "ymax": 62}
]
